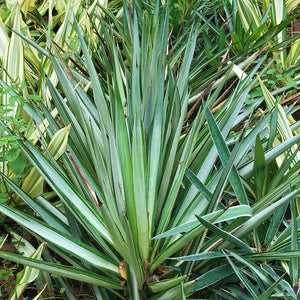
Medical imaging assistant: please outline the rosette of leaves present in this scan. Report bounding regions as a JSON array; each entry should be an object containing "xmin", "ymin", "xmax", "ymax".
[{"xmin": 0, "ymin": 1, "xmax": 300, "ymax": 299}]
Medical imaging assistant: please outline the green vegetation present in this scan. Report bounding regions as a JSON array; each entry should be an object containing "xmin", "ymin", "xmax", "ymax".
[{"xmin": 0, "ymin": 0, "xmax": 300, "ymax": 299}]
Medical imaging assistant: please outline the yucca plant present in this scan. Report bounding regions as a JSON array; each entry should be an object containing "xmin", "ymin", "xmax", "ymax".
[{"xmin": 1, "ymin": 1, "xmax": 300, "ymax": 299}]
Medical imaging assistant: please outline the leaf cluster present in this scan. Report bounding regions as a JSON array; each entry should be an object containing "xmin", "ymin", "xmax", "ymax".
[{"xmin": 0, "ymin": 0, "xmax": 300, "ymax": 299}]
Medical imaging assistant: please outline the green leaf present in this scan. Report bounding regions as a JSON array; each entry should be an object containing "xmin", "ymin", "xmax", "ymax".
[
  {"xmin": 227, "ymin": 250, "xmax": 271, "ymax": 284},
  {"xmin": 0, "ymin": 251, "xmax": 125, "ymax": 290},
  {"xmin": 193, "ymin": 264, "xmax": 234, "ymax": 291},
  {"xmin": 3, "ymin": 175, "xmax": 70, "ymax": 235},
  {"xmin": 256, "ymin": 274, "xmax": 286, "ymax": 300},
  {"xmin": 185, "ymin": 168, "xmax": 212, "ymax": 202},
  {"xmin": 47, "ymin": 124, "xmax": 71, "ymax": 160},
  {"xmin": 150, "ymin": 281, "xmax": 195, "ymax": 300},
  {"xmin": 153, "ymin": 205, "xmax": 252, "ymax": 239},
  {"xmin": 0, "ymin": 204, "xmax": 118, "ymax": 274},
  {"xmin": 236, "ymin": 0, "xmax": 262, "ymax": 33},
  {"xmin": 289, "ymin": 198, "xmax": 299, "ymax": 287},
  {"xmin": 196, "ymin": 216, "xmax": 253, "ymax": 254},
  {"xmin": 148, "ymin": 276, "xmax": 187, "ymax": 293},
  {"xmin": 246, "ymin": 250, "xmax": 300, "ymax": 261},
  {"xmin": 233, "ymin": 189, "xmax": 300, "ymax": 240},
  {"xmin": 173, "ymin": 250, "xmax": 227, "ymax": 261},
  {"xmin": 9, "ymin": 154, "xmax": 27, "ymax": 174},
  {"xmin": 132, "ymin": 117, "xmax": 149, "ymax": 261},
  {"xmin": 177, "ymin": 27, "xmax": 197, "ymax": 97},
  {"xmin": 5, "ymin": 147, "xmax": 20, "ymax": 161},
  {"xmin": 286, "ymin": 80, "xmax": 298, "ymax": 89},
  {"xmin": 18, "ymin": 138, "xmax": 111, "ymax": 243},
  {"xmin": 258, "ymin": 75, "xmax": 299, "ymax": 165},
  {"xmin": 9, "ymin": 243, "xmax": 46, "ymax": 300},
  {"xmin": 265, "ymin": 202, "xmax": 288, "ymax": 246},
  {"xmin": 240, "ymin": 134, "xmax": 300, "ymax": 177},
  {"xmin": 253, "ymin": 134, "xmax": 267, "ymax": 199},
  {"xmin": 225, "ymin": 252, "xmax": 260, "ymax": 298},
  {"xmin": 261, "ymin": 264, "xmax": 296, "ymax": 297},
  {"xmin": 73, "ymin": 20, "xmax": 111, "ymax": 131},
  {"xmin": 205, "ymin": 105, "xmax": 248, "ymax": 206}
]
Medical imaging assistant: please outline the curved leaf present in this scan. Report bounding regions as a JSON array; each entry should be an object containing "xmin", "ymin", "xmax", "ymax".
[
  {"xmin": 0, "ymin": 204, "xmax": 118, "ymax": 274},
  {"xmin": 0, "ymin": 251, "xmax": 125, "ymax": 290}
]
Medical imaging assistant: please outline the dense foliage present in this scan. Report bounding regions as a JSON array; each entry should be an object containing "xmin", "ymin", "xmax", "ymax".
[{"xmin": 0, "ymin": 0, "xmax": 300, "ymax": 299}]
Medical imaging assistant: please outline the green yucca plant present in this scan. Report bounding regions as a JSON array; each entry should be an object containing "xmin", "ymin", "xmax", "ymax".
[{"xmin": 0, "ymin": 1, "xmax": 300, "ymax": 299}]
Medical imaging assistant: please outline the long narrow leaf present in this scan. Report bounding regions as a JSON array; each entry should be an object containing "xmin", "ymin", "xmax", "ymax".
[
  {"xmin": 18, "ymin": 138, "xmax": 111, "ymax": 243},
  {"xmin": 153, "ymin": 205, "xmax": 252, "ymax": 239},
  {"xmin": 0, "ymin": 251, "xmax": 124, "ymax": 290},
  {"xmin": 196, "ymin": 216, "xmax": 253, "ymax": 254},
  {"xmin": 205, "ymin": 106, "xmax": 248, "ymax": 205},
  {"xmin": 0, "ymin": 204, "xmax": 118, "ymax": 274}
]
